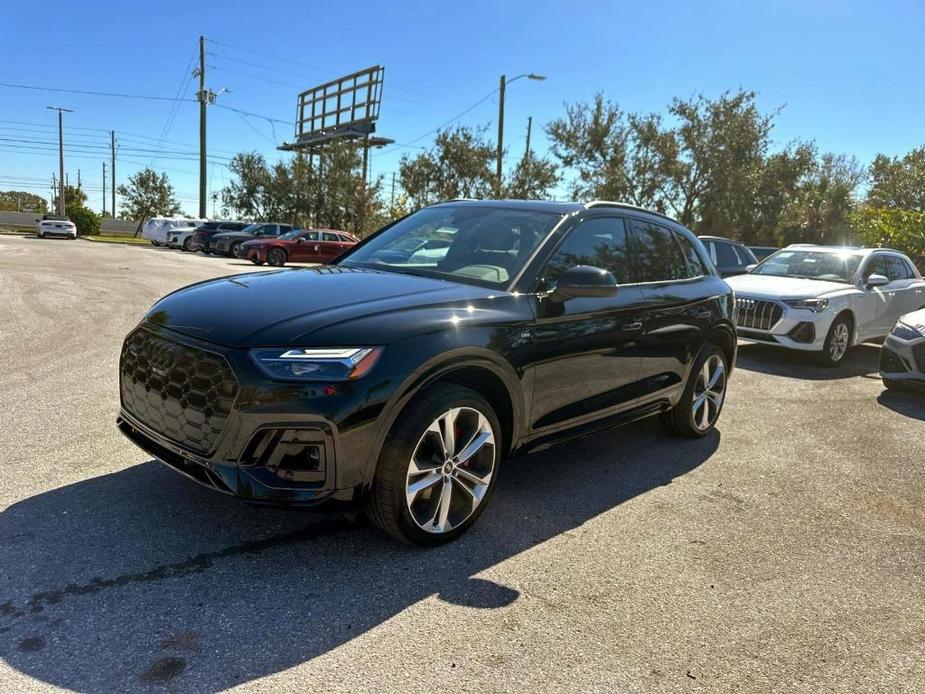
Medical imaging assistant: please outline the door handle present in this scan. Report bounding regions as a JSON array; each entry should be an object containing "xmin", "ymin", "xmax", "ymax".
[{"xmin": 623, "ymin": 320, "xmax": 643, "ymax": 332}]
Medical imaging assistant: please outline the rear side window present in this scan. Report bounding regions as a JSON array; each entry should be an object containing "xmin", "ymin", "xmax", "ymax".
[
  {"xmin": 676, "ymin": 233, "xmax": 707, "ymax": 277},
  {"xmin": 713, "ymin": 241, "xmax": 741, "ymax": 267},
  {"xmin": 322, "ymin": 232, "xmax": 340, "ymax": 241},
  {"xmin": 630, "ymin": 221, "xmax": 689, "ymax": 282},
  {"xmin": 544, "ymin": 217, "xmax": 631, "ymax": 286},
  {"xmin": 886, "ymin": 255, "xmax": 913, "ymax": 280}
]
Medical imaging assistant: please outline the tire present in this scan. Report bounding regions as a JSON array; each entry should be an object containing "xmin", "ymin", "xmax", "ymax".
[
  {"xmin": 229, "ymin": 241, "xmax": 242, "ymax": 258},
  {"xmin": 816, "ymin": 313, "xmax": 852, "ymax": 367},
  {"xmin": 366, "ymin": 383, "xmax": 501, "ymax": 545},
  {"xmin": 182, "ymin": 237, "xmax": 192, "ymax": 251},
  {"xmin": 661, "ymin": 343, "xmax": 728, "ymax": 438},
  {"xmin": 267, "ymin": 248, "xmax": 287, "ymax": 267}
]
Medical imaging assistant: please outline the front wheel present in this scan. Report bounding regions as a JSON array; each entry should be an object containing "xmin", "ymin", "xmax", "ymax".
[
  {"xmin": 182, "ymin": 237, "xmax": 192, "ymax": 251},
  {"xmin": 366, "ymin": 383, "xmax": 501, "ymax": 545},
  {"xmin": 267, "ymin": 248, "xmax": 287, "ymax": 267},
  {"xmin": 661, "ymin": 343, "xmax": 728, "ymax": 438},
  {"xmin": 816, "ymin": 314, "xmax": 852, "ymax": 367}
]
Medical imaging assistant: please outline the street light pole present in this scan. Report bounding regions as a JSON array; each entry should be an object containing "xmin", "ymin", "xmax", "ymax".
[
  {"xmin": 47, "ymin": 106, "xmax": 72, "ymax": 215},
  {"xmin": 495, "ymin": 73, "xmax": 545, "ymax": 197}
]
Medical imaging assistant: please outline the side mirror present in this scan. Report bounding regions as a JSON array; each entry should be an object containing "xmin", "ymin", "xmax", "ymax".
[
  {"xmin": 295, "ymin": 237, "xmax": 305, "ymax": 243},
  {"xmin": 866, "ymin": 273, "xmax": 889, "ymax": 288},
  {"xmin": 745, "ymin": 264, "xmax": 758, "ymax": 273},
  {"xmin": 551, "ymin": 265, "xmax": 619, "ymax": 302}
]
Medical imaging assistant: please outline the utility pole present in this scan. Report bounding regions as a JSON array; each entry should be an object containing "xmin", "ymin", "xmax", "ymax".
[
  {"xmin": 496, "ymin": 74, "xmax": 506, "ymax": 197},
  {"xmin": 102, "ymin": 162, "xmax": 107, "ymax": 216},
  {"xmin": 198, "ymin": 35, "xmax": 207, "ymax": 219},
  {"xmin": 47, "ymin": 106, "xmax": 72, "ymax": 215},
  {"xmin": 390, "ymin": 171, "xmax": 396, "ymax": 209},
  {"xmin": 110, "ymin": 131, "xmax": 116, "ymax": 217},
  {"xmin": 524, "ymin": 116, "xmax": 532, "ymax": 161},
  {"xmin": 51, "ymin": 174, "xmax": 57, "ymax": 211},
  {"xmin": 77, "ymin": 168, "xmax": 81, "ymax": 189}
]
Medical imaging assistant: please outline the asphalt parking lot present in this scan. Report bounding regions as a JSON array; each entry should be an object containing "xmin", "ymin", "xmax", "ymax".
[{"xmin": 0, "ymin": 233, "xmax": 923, "ymax": 693}]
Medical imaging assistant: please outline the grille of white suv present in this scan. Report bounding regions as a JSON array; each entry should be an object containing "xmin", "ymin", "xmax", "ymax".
[{"xmin": 735, "ymin": 297, "xmax": 782, "ymax": 331}]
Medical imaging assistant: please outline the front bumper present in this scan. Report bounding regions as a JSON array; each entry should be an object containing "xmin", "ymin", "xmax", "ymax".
[
  {"xmin": 244, "ymin": 246, "xmax": 266, "ymax": 263},
  {"xmin": 734, "ymin": 298, "xmax": 837, "ymax": 352},
  {"xmin": 117, "ymin": 323, "xmax": 394, "ymax": 507},
  {"xmin": 879, "ymin": 333, "xmax": 925, "ymax": 385}
]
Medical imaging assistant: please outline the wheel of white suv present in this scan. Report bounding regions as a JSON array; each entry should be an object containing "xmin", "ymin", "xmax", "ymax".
[
  {"xmin": 817, "ymin": 313, "xmax": 852, "ymax": 367},
  {"xmin": 366, "ymin": 383, "xmax": 500, "ymax": 545},
  {"xmin": 661, "ymin": 343, "xmax": 728, "ymax": 438}
]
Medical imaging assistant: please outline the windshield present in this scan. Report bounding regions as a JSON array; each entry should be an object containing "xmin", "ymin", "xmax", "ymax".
[
  {"xmin": 753, "ymin": 249, "xmax": 863, "ymax": 283},
  {"xmin": 338, "ymin": 205, "xmax": 562, "ymax": 288}
]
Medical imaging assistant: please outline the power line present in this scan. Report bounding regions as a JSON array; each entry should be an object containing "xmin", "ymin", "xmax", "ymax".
[
  {"xmin": 0, "ymin": 81, "xmax": 197, "ymax": 102},
  {"xmin": 151, "ymin": 45, "xmax": 199, "ymax": 165}
]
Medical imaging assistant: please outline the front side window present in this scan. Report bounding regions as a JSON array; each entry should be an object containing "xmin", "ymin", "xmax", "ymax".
[
  {"xmin": 886, "ymin": 255, "xmax": 912, "ymax": 280},
  {"xmin": 754, "ymin": 250, "xmax": 863, "ymax": 284},
  {"xmin": 339, "ymin": 205, "xmax": 563, "ymax": 288},
  {"xmin": 302, "ymin": 231, "xmax": 319, "ymax": 241},
  {"xmin": 543, "ymin": 217, "xmax": 630, "ymax": 287},
  {"xmin": 863, "ymin": 255, "xmax": 890, "ymax": 279},
  {"xmin": 631, "ymin": 221, "xmax": 689, "ymax": 282}
]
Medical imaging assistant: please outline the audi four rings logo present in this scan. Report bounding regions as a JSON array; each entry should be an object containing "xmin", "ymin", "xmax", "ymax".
[{"xmin": 150, "ymin": 343, "xmax": 181, "ymax": 373}]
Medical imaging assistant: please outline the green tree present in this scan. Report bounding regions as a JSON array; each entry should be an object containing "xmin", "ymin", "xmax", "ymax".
[
  {"xmin": 117, "ymin": 169, "xmax": 182, "ymax": 234},
  {"xmin": 0, "ymin": 190, "xmax": 48, "ymax": 213},
  {"xmin": 867, "ymin": 147, "xmax": 925, "ymax": 211},
  {"xmin": 399, "ymin": 126, "xmax": 496, "ymax": 207},
  {"xmin": 851, "ymin": 206, "xmax": 925, "ymax": 270},
  {"xmin": 503, "ymin": 152, "xmax": 559, "ymax": 199}
]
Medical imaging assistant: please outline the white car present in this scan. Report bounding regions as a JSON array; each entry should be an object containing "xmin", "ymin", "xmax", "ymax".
[
  {"xmin": 141, "ymin": 217, "xmax": 204, "ymax": 246},
  {"xmin": 725, "ymin": 245, "xmax": 925, "ymax": 366},
  {"xmin": 879, "ymin": 308, "xmax": 925, "ymax": 391},
  {"xmin": 37, "ymin": 216, "xmax": 77, "ymax": 239}
]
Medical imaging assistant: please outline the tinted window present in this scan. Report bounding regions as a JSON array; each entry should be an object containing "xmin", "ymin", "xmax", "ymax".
[
  {"xmin": 323, "ymin": 232, "xmax": 340, "ymax": 241},
  {"xmin": 631, "ymin": 221, "xmax": 689, "ymax": 282},
  {"xmin": 713, "ymin": 241, "xmax": 741, "ymax": 267},
  {"xmin": 544, "ymin": 217, "xmax": 630, "ymax": 286},
  {"xmin": 886, "ymin": 255, "xmax": 912, "ymax": 280},
  {"xmin": 676, "ymin": 234, "xmax": 707, "ymax": 277},
  {"xmin": 302, "ymin": 231, "xmax": 319, "ymax": 241},
  {"xmin": 864, "ymin": 255, "xmax": 890, "ymax": 279}
]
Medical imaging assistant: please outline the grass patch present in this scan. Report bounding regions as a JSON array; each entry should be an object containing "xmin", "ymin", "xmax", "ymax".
[{"xmin": 82, "ymin": 235, "xmax": 151, "ymax": 245}]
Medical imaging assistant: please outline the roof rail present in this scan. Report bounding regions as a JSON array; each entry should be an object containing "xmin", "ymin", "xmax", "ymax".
[{"xmin": 584, "ymin": 200, "xmax": 678, "ymax": 223}]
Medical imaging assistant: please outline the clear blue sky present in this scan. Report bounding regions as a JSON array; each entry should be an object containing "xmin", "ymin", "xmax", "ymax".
[{"xmin": 2, "ymin": 0, "xmax": 923, "ymax": 215}]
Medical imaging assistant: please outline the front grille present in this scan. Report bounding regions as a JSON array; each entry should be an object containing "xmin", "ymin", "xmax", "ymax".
[
  {"xmin": 914, "ymin": 343, "xmax": 925, "ymax": 372},
  {"xmin": 120, "ymin": 328, "xmax": 238, "ymax": 454},
  {"xmin": 735, "ymin": 297, "xmax": 782, "ymax": 331}
]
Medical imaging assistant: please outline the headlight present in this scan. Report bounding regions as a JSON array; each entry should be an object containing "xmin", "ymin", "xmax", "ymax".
[
  {"xmin": 890, "ymin": 321, "xmax": 923, "ymax": 340},
  {"xmin": 784, "ymin": 298, "xmax": 829, "ymax": 312},
  {"xmin": 250, "ymin": 347, "xmax": 382, "ymax": 381}
]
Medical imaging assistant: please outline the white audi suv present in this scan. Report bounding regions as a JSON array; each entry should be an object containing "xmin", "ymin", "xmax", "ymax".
[{"xmin": 725, "ymin": 245, "xmax": 925, "ymax": 366}]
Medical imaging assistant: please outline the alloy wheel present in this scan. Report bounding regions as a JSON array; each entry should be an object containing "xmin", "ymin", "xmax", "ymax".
[
  {"xmin": 692, "ymin": 354, "xmax": 726, "ymax": 431},
  {"xmin": 829, "ymin": 322, "xmax": 849, "ymax": 362},
  {"xmin": 405, "ymin": 407, "xmax": 496, "ymax": 534}
]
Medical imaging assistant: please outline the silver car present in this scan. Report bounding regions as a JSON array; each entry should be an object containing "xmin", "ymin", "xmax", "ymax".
[{"xmin": 880, "ymin": 308, "xmax": 925, "ymax": 391}]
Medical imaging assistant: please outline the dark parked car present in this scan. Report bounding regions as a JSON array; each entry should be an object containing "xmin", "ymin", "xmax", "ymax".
[
  {"xmin": 189, "ymin": 221, "xmax": 251, "ymax": 253},
  {"xmin": 242, "ymin": 228, "xmax": 359, "ymax": 266},
  {"xmin": 699, "ymin": 236, "xmax": 758, "ymax": 277},
  {"xmin": 749, "ymin": 246, "xmax": 779, "ymax": 262},
  {"xmin": 210, "ymin": 222, "xmax": 294, "ymax": 257},
  {"xmin": 118, "ymin": 200, "xmax": 736, "ymax": 545}
]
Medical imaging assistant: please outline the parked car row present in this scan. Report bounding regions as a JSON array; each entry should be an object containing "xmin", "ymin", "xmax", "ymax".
[{"xmin": 143, "ymin": 217, "xmax": 360, "ymax": 267}]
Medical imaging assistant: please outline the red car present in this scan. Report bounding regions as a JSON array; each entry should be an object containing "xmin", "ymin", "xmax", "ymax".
[{"xmin": 242, "ymin": 228, "xmax": 359, "ymax": 266}]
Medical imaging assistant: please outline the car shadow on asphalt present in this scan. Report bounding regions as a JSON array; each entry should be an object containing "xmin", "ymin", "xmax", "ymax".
[
  {"xmin": 735, "ymin": 342, "xmax": 881, "ymax": 380},
  {"xmin": 876, "ymin": 388, "xmax": 925, "ymax": 421},
  {"xmin": 0, "ymin": 419, "xmax": 717, "ymax": 691}
]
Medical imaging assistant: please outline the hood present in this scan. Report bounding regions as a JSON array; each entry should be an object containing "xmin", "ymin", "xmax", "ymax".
[
  {"xmin": 899, "ymin": 308, "xmax": 925, "ymax": 332},
  {"xmin": 724, "ymin": 272, "xmax": 852, "ymax": 299},
  {"xmin": 145, "ymin": 267, "xmax": 505, "ymax": 347}
]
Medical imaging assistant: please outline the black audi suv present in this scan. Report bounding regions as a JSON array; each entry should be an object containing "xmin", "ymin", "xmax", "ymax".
[{"xmin": 118, "ymin": 200, "xmax": 736, "ymax": 544}]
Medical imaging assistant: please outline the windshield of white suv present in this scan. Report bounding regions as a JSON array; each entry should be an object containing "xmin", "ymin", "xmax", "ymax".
[
  {"xmin": 339, "ymin": 206, "xmax": 563, "ymax": 288},
  {"xmin": 752, "ymin": 249, "xmax": 863, "ymax": 284}
]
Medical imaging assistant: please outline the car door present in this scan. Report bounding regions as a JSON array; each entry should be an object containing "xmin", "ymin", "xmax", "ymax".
[
  {"xmin": 318, "ymin": 232, "xmax": 346, "ymax": 261},
  {"xmin": 290, "ymin": 230, "xmax": 319, "ymax": 262},
  {"xmin": 856, "ymin": 254, "xmax": 896, "ymax": 337},
  {"xmin": 529, "ymin": 216, "xmax": 648, "ymax": 433},
  {"xmin": 885, "ymin": 255, "xmax": 924, "ymax": 315},
  {"xmin": 631, "ymin": 219, "xmax": 716, "ymax": 401}
]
